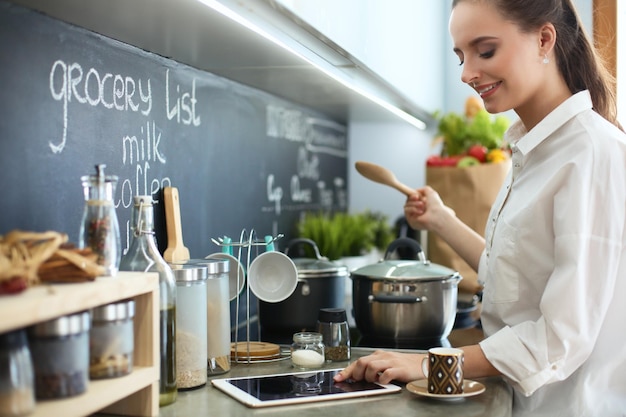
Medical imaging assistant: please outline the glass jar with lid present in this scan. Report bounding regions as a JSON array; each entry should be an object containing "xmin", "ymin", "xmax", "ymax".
[
  {"xmin": 0, "ymin": 329, "xmax": 35, "ymax": 417},
  {"xmin": 290, "ymin": 332, "xmax": 325, "ymax": 370},
  {"xmin": 90, "ymin": 299, "xmax": 135, "ymax": 379},
  {"xmin": 28, "ymin": 311, "xmax": 91, "ymax": 399},
  {"xmin": 197, "ymin": 259, "xmax": 230, "ymax": 375},
  {"xmin": 170, "ymin": 263, "xmax": 208, "ymax": 390}
]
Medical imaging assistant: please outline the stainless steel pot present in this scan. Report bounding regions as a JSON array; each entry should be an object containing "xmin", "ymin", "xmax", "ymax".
[
  {"xmin": 259, "ymin": 239, "xmax": 349, "ymax": 334},
  {"xmin": 351, "ymin": 238, "xmax": 462, "ymax": 343}
]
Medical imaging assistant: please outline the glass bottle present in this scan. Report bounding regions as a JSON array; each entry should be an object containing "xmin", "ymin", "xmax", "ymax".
[
  {"xmin": 78, "ymin": 164, "xmax": 121, "ymax": 276},
  {"xmin": 119, "ymin": 195, "xmax": 177, "ymax": 406}
]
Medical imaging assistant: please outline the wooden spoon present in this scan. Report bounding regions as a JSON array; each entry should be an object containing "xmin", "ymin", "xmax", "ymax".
[
  {"xmin": 163, "ymin": 186, "xmax": 190, "ymax": 263},
  {"xmin": 354, "ymin": 161, "xmax": 415, "ymax": 196}
]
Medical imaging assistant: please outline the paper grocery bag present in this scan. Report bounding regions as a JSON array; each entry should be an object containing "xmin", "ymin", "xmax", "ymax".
[{"xmin": 426, "ymin": 161, "xmax": 511, "ymax": 294}]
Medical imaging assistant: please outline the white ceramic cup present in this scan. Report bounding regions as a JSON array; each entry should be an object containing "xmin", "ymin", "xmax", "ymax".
[
  {"xmin": 205, "ymin": 252, "xmax": 246, "ymax": 301},
  {"xmin": 248, "ymin": 251, "xmax": 298, "ymax": 303}
]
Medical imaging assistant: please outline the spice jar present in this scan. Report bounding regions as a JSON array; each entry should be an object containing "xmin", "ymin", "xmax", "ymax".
[
  {"xmin": 119, "ymin": 195, "xmax": 177, "ymax": 406},
  {"xmin": 0, "ymin": 329, "xmax": 35, "ymax": 417},
  {"xmin": 170, "ymin": 263, "xmax": 208, "ymax": 390},
  {"xmin": 78, "ymin": 164, "xmax": 121, "ymax": 276},
  {"xmin": 29, "ymin": 311, "xmax": 90, "ymax": 399},
  {"xmin": 316, "ymin": 308, "xmax": 350, "ymax": 362},
  {"xmin": 290, "ymin": 332, "xmax": 325, "ymax": 370},
  {"xmin": 90, "ymin": 299, "xmax": 135, "ymax": 379}
]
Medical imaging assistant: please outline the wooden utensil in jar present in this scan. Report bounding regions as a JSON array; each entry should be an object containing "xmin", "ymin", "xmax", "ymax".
[{"xmin": 163, "ymin": 187, "xmax": 190, "ymax": 263}]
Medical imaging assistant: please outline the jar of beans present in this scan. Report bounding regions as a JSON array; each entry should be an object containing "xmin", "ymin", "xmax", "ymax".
[{"xmin": 28, "ymin": 311, "xmax": 90, "ymax": 399}]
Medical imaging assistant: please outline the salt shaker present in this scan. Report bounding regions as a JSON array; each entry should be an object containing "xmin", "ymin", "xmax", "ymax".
[{"xmin": 317, "ymin": 308, "xmax": 350, "ymax": 362}]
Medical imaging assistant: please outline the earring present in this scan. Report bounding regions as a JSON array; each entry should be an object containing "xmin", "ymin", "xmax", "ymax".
[{"xmin": 543, "ymin": 54, "xmax": 550, "ymax": 64}]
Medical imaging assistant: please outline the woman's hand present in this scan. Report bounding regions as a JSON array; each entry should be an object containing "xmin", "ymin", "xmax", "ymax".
[
  {"xmin": 404, "ymin": 186, "xmax": 455, "ymax": 233},
  {"xmin": 333, "ymin": 350, "xmax": 426, "ymax": 385}
]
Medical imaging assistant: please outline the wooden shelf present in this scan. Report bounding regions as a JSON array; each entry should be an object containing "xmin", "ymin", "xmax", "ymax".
[{"xmin": 0, "ymin": 272, "xmax": 160, "ymax": 417}]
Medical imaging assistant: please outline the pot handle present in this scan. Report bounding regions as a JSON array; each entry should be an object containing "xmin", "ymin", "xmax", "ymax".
[
  {"xmin": 384, "ymin": 237, "xmax": 429, "ymax": 264},
  {"xmin": 368, "ymin": 294, "xmax": 426, "ymax": 304},
  {"xmin": 284, "ymin": 238, "xmax": 327, "ymax": 260}
]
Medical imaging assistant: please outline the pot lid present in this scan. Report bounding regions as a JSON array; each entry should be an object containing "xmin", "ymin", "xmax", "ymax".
[
  {"xmin": 351, "ymin": 259, "xmax": 460, "ymax": 282},
  {"xmin": 284, "ymin": 238, "xmax": 349, "ymax": 279},
  {"xmin": 350, "ymin": 238, "xmax": 461, "ymax": 282},
  {"xmin": 291, "ymin": 257, "xmax": 349, "ymax": 278}
]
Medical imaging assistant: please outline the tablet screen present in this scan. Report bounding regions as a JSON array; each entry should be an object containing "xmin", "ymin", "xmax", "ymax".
[{"xmin": 211, "ymin": 368, "xmax": 401, "ymax": 408}]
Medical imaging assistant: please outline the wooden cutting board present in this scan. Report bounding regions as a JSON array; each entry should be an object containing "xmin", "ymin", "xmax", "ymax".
[
  {"xmin": 163, "ymin": 187, "xmax": 190, "ymax": 263},
  {"xmin": 230, "ymin": 342, "xmax": 281, "ymax": 360}
]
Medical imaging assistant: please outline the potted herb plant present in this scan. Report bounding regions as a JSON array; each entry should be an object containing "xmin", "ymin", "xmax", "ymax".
[{"xmin": 294, "ymin": 210, "xmax": 394, "ymax": 263}]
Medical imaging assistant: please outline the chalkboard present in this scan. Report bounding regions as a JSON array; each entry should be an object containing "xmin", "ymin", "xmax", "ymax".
[{"xmin": 0, "ymin": 2, "xmax": 348, "ymax": 261}]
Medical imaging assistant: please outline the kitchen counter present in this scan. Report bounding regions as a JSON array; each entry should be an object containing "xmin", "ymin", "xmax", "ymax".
[{"xmin": 101, "ymin": 347, "xmax": 512, "ymax": 417}]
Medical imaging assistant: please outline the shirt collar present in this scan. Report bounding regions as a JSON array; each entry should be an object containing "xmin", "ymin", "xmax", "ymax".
[{"xmin": 506, "ymin": 90, "xmax": 593, "ymax": 155}]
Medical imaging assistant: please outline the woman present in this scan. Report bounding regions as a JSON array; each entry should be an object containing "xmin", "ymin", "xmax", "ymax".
[{"xmin": 335, "ymin": 0, "xmax": 626, "ymax": 415}]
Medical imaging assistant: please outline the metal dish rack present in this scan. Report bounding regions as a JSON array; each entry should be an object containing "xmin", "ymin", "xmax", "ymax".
[{"xmin": 211, "ymin": 229, "xmax": 289, "ymax": 363}]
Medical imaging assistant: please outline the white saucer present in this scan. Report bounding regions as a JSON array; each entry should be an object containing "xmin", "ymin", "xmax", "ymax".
[{"xmin": 406, "ymin": 379, "xmax": 486, "ymax": 401}]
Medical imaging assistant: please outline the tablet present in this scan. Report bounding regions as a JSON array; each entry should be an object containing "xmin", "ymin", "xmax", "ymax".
[{"xmin": 211, "ymin": 368, "xmax": 401, "ymax": 408}]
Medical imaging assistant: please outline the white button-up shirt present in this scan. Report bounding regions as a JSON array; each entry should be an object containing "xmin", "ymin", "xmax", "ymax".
[{"xmin": 478, "ymin": 91, "xmax": 626, "ymax": 416}]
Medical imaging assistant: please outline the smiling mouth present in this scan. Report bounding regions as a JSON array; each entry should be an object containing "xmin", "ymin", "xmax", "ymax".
[{"xmin": 478, "ymin": 81, "xmax": 501, "ymax": 95}]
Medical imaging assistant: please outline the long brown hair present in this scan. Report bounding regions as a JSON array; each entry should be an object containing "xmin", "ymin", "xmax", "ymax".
[{"xmin": 452, "ymin": 0, "xmax": 621, "ymax": 130}]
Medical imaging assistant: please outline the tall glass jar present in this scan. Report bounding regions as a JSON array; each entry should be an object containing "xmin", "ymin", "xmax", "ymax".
[
  {"xmin": 119, "ymin": 195, "xmax": 177, "ymax": 406},
  {"xmin": 170, "ymin": 263, "xmax": 207, "ymax": 390},
  {"xmin": 78, "ymin": 164, "xmax": 121, "ymax": 276},
  {"xmin": 0, "ymin": 329, "xmax": 35, "ymax": 417},
  {"xmin": 202, "ymin": 259, "xmax": 231, "ymax": 375}
]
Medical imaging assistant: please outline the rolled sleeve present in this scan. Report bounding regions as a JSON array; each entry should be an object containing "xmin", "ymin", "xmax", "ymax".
[{"xmin": 479, "ymin": 326, "xmax": 564, "ymax": 396}]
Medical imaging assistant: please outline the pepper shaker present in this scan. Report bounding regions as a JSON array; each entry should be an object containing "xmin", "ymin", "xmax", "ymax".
[{"xmin": 317, "ymin": 308, "xmax": 350, "ymax": 362}]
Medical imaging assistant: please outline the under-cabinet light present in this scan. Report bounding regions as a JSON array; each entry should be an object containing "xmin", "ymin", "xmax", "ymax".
[{"xmin": 195, "ymin": 0, "xmax": 427, "ymax": 130}]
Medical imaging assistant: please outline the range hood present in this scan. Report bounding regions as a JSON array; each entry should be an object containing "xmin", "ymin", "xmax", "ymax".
[{"xmin": 7, "ymin": 0, "xmax": 433, "ymax": 129}]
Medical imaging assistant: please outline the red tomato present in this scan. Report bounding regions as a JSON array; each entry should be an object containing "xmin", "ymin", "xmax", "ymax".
[
  {"xmin": 441, "ymin": 156, "xmax": 462, "ymax": 167},
  {"xmin": 467, "ymin": 145, "xmax": 488, "ymax": 163},
  {"xmin": 426, "ymin": 155, "xmax": 444, "ymax": 167}
]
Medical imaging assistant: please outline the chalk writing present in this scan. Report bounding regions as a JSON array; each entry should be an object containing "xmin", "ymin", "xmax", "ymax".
[
  {"xmin": 267, "ymin": 174, "xmax": 284, "ymax": 216},
  {"xmin": 165, "ymin": 69, "xmax": 201, "ymax": 126},
  {"xmin": 49, "ymin": 60, "xmax": 152, "ymax": 153},
  {"xmin": 266, "ymin": 105, "xmax": 347, "ymax": 158}
]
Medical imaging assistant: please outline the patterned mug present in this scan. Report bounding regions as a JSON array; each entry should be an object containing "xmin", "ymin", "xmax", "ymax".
[{"xmin": 421, "ymin": 347, "xmax": 464, "ymax": 395}]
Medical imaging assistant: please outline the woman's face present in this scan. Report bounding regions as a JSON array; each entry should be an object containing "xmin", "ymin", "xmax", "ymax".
[{"xmin": 449, "ymin": 1, "xmax": 545, "ymax": 116}]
